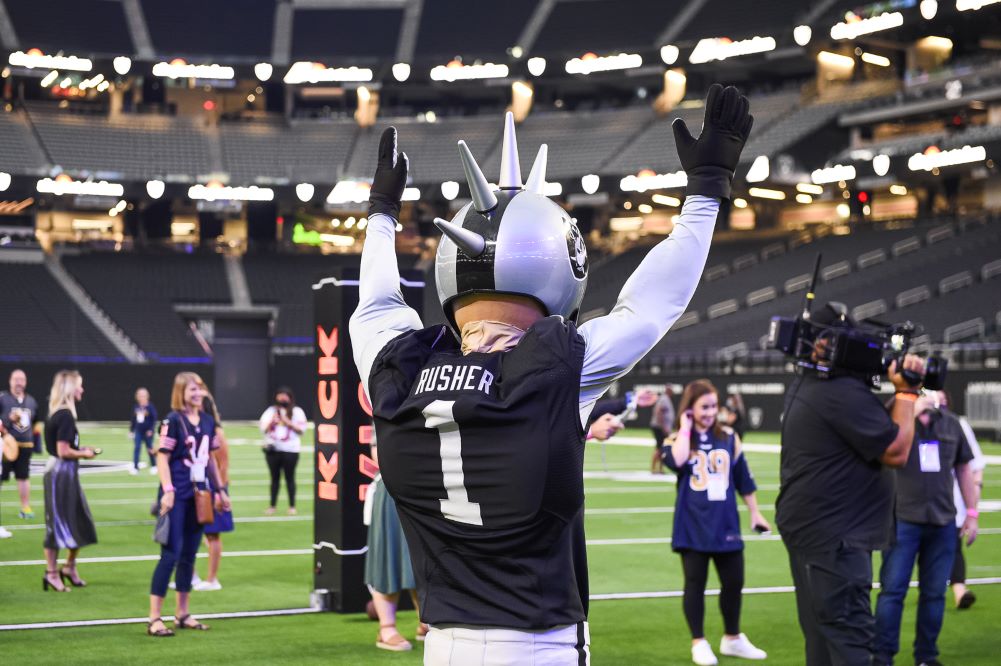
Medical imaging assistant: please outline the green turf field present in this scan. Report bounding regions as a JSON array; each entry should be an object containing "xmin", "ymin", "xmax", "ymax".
[{"xmin": 2, "ymin": 424, "xmax": 999, "ymax": 664}]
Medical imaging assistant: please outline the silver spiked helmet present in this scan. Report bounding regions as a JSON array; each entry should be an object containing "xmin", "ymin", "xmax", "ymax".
[{"xmin": 435, "ymin": 112, "xmax": 589, "ymax": 333}]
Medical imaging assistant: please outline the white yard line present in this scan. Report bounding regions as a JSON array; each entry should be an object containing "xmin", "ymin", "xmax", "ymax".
[
  {"xmin": 4, "ymin": 514, "xmax": 311, "ymax": 532},
  {"xmin": 0, "ymin": 607, "xmax": 320, "ymax": 631}
]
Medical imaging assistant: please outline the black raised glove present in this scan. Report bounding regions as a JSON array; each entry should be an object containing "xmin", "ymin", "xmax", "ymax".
[
  {"xmin": 672, "ymin": 84, "xmax": 754, "ymax": 200},
  {"xmin": 368, "ymin": 126, "xmax": 409, "ymax": 219}
]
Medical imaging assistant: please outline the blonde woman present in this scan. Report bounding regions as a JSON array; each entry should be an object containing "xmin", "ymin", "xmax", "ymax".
[
  {"xmin": 42, "ymin": 370, "xmax": 98, "ymax": 592},
  {"xmin": 148, "ymin": 372, "xmax": 230, "ymax": 637}
]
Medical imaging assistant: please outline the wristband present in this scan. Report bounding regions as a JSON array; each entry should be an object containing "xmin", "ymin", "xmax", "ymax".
[
  {"xmin": 967, "ymin": 508, "xmax": 979, "ymax": 518},
  {"xmin": 162, "ymin": 484, "xmax": 175, "ymax": 494},
  {"xmin": 895, "ymin": 392, "xmax": 918, "ymax": 402}
]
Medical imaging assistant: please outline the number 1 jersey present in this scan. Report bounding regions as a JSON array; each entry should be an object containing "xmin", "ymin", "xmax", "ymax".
[{"xmin": 368, "ymin": 316, "xmax": 588, "ymax": 629}]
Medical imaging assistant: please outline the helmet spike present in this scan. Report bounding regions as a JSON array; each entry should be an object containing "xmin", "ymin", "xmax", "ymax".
[
  {"xmin": 498, "ymin": 111, "xmax": 523, "ymax": 189},
  {"xmin": 525, "ymin": 143, "xmax": 548, "ymax": 195},
  {"xmin": 434, "ymin": 217, "xmax": 487, "ymax": 258},
  {"xmin": 457, "ymin": 140, "xmax": 498, "ymax": 213}
]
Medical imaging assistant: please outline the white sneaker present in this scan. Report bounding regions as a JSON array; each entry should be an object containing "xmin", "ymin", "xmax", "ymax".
[
  {"xmin": 150, "ymin": 467, "xmax": 158, "ymax": 475},
  {"xmin": 168, "ymin": 573, "xmax": 201, "ymax": 590},
  {"xmin": 0, "ymin": 526, "xmax": 13, "ymax": 539},
  {"xmin": 193, "ymin": 579, "xmax": 222, "ymax": 592},
  {"xmin": 720, "ymin": 634, "xmax": 767, "ymax": 660},
  {"xmin": 692, "ymin": 639, "xmax": 719, "ymax": 666},
  {"xmin": 129, "ymin": 468, "xmax": 138, "ymax": 476}
]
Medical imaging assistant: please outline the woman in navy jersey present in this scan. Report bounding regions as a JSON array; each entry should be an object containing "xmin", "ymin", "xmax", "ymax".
[
  {"xmin": 147, "ymin": 372, "xmax": 230, "ymax": 637},
  {"xmin": 664, "ymin": 379, "xmax": 770, "ymax": 666}
]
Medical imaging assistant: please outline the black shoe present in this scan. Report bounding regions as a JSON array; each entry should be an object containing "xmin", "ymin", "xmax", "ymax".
[{"xmin": 957, "ymin": 590, "xmax": 976, "ymax": 609}]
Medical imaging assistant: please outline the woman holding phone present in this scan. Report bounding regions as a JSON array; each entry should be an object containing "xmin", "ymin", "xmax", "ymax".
[
  {"xmin": 664, "ymin": 379, "xmax": 770, "ymax": 666},
  {"xmin": 42, "ymin": 370, "xmax": 98, "ymax": 591}
]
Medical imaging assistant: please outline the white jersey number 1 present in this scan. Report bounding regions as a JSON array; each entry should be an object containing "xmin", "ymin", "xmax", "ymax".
[{"xmin": 423, "ymin": 400, "xmax": 483, "ymax": 526}]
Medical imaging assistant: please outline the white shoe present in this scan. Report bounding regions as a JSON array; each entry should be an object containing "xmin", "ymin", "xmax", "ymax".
[
  {"xmin": 193, "ymin": 579, "xmax": 222, "ymax": 592},
  {"xmin": 692, "ymin": 639, "xmax": 718, "ymax": 666},
  {"xmin": 720, "ymin": 633, "xmax": 767, "ymax": 660},
  {"xmin": 0, "ymin": 526, "xmax": 12, "ymax": 539},
  {"xmin": 168, "ymin": 573, "xmax": 201, "ymax": 591},
  {"xmin": 150, "ymin": 467, "xmax": 159, "ymax": 475},
  {"xmin": 139, "ymin": 462, "xmax": 148, "ymax": 469},
  {"xmin": 129, "ymin": 468, "xmax": 138, "ymax": 476}
]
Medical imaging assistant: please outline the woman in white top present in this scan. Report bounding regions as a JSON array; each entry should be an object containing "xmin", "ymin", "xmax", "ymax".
[{"xmin": 259, "ymin": 387, "xmax": 307, "ymax": 516}]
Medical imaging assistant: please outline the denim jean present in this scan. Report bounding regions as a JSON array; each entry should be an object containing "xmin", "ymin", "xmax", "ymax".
[
  {"xmin": 133, "ymin": 431, "xmax": 154, "ymax": 470},
  {"xmin": 874, "ymin": 520, "xmax": 956, "ymax": 664}
]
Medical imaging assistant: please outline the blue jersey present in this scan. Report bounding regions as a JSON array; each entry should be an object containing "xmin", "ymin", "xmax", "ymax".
[
  {"xmin": 158, "ymin": 411, "xmax": 219, "ymax": 501},
  {"xmin": 664, "ymin": 427, "xmax": 756, "ymax": 553}
]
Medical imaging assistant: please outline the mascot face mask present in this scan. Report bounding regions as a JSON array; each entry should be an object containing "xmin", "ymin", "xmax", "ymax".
[{"xmin": 434, "ymin": 112, "xmax": 589, "ymax": 334}]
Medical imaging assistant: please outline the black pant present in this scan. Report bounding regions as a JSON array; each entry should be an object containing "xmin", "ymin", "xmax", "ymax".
[
  {"xmin": 265, "ymin": 450, "xmax": 299, "ymax": 508},
  {"xmin": 680, "ymin": 549, "xmax": 744, "ymax": 639},
  {"xmin": 786, "ymin": 544, "xmax": 876, "ymax": 666},
  {"xmin": 950, "ymin": 530, "xmax": 965, "ymax": 584}
]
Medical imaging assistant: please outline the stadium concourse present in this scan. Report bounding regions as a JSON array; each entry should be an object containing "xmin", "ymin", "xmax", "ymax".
[{"xmin": 1, "ymin": 0, "xmax": 1001, "ymax": 664}]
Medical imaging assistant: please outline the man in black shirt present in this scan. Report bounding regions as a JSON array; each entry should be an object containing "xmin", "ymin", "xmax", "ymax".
[
  {"xmin": 1, "ymin": 369, "xmax": 40, "ymax": 520},
  {"xmin": 776, "ymin": 308, "xmax": 927, "ymax": 666},
  {"xmin": 873, "ymin": 394, "xmax": 978, "ymax": 666}
]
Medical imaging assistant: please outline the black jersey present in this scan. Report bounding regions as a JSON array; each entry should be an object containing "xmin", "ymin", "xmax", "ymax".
[{"xmin": 368, "ymin": 316, "xmax": 588, "ymax": 629}]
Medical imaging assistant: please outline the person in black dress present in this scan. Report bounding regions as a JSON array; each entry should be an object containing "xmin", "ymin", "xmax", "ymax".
[{"xmin": 42, "ymin": 370, "xmax": 98, "ymax": 592}]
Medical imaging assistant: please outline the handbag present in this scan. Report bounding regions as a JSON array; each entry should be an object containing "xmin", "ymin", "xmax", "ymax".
[
  {"xmin": 194, "ymin": 485, "xmax": 215, "ymax": 525},
  {"xmin": 2, "ymin": 433, "xmax": 18, "ymax": 462}
]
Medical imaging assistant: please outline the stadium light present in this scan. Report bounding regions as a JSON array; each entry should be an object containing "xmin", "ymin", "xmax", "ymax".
[
  {"xmin": 811, "ymin": 164, "xmax": 856, "ymax": 184},
  {"xmin": 392, "ymin": 62, "xmax": 411, "ymax": 82},
  {"xmin": 59, "ymin": 77, "xmax": 72, "ymax": 88},
  {"xmin": 861, "ymin": 52, "xmax": 891, "ymax": 67},
  {"xmin": 581, "ymin": 174, "xmax": 600, "ymax": 194},
  {"xmin": 0, "ymin": 172, "xmax": 10, "ymax": 192},
  {"xmin": 146, "ymin": 180, "xmax": 165, "ymax": 199},
  {"xmin": 957, "ymin": 0, "xmax": 1001, "ymax": 10},
  {"xmin": 40, "ymin": 70, "xmax": 59, "ymax": 87},
  {"xmin": 430, "ymin": 61, "xmax": 508, "ymax": 82},
  {"xmin": 920, "ymin": 0, "xmax": 939, "ymax": 19},
  {"xmin": 285, "ymin": 62, "xmax": 373, "ymax": 84},
  {"xmin": 113, "ymin": 56, "xmax": 132, "ymax": 76},
  {"xmin": 295, "ymin": 183, "xmax": 315, "ymax": 202},
  {"xmin": 527, "ymin": 57, "xmax": 547, "ymax": 76},
  {"xmin": 189, "ymin": 184, "xmax": 274, "ymax": 202},
  {"xmin": 793, "ymin": 25, "xmax": 812, "ymax": 46},
  {"xmin": 441, "ymin": 181, "xmax": 459, "ymax": 200},
  {"xmin": 620, "ymin": 170, "xmax": 687, "ymax": 192},
  {"xmin": 830, "ymin": 12, "xmax": 903, "ymax": 40},
  {"xmin": 37, "ymin": 177, "xmax": 124, "ymax": 197},
  {"xmin": 745, "ymin": 155, "xmax": 769, "ymax": 183},
  {"xmin": 796, "ymin": 193, "xmax": 813, "ymax": 204},
  {"xmin": 651, "ymin": 193, "xmax": 680, "ymax": 207},
  {"xmin": 889, "ymin": 184, "xmax": 908, "ymax": 195},
  {"xmin": 8, "ymin": 50, "xmax": 92, "ymax": 72},
  {"xmin": 254, "ymin": 63, "xmax": 273, "ymax": 82},
  {"xmin": 327, "ymin": 180, "xmax": 371, "ymax": 204},
  {"xmin": 565, "ymin": 53, "xmax": 642, "ymax": 75},
  {"xmin": 908, "ymin": 145, "xmax": 986, "ymax": 171},
  {"xmin": 748, "ymin": 187, "xmax": 786, "ymax": 200},
  {"xmin": 796, "ymin": 183, "xmax": 823, "ymax": 195},
  {"xmin": 817, "ymin": 51, "xmax": 855, "ymax": 71},
  {"xmin": 872, "ymin": 154, "xmax": 891, "ymax": 176},
  {"xmin": 153, "ymin": 60, "xmax": 235, "ymax": 80},
  {"xmin": 402, "ymin": 187, "xmax": 421, "ymax": 201},
  {"xmin": 689, "ymin": 36, "xmax": 776, "ymax": 64},
  {"xmin": 732, "ymin": 198, "xmax": 748, "ymax": 208},
  {"xmin": 543, "ymin": 182, "xmax": 562, "ymax": 197},
  {"xmin": 659, "ymin": 45, "xmax": 680, "ymax": 65}
]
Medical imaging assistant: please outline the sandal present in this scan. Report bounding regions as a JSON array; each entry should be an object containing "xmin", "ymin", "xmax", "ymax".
[
  {"xmin": 147, "ymin": 617, "xmax": 175, "ymax": 637},
  {"xmin": 175, "ymin": 614, "xmax": 210, "ymax": 631},
  {"xmin": 60, "ymin": 566, "xmax": 87, "ymax": 587},
  {"xmin": 376, "ymin": 624, "xmax": 413, "ymax": 652},
  {"xmin": 416, "ymin": 623, "xmax": 429, "ymax": 642}
]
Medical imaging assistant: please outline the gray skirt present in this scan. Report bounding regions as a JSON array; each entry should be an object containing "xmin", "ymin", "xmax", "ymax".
[
  {"xmin": 43, "ymin": 458, "xmax": 97, "ymax": 550},
  {"xmin": 364, "ymin": 478, "xmax": 416, "ymax": 595}
]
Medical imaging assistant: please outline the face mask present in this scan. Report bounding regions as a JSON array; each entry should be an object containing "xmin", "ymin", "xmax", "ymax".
[{"xmin": 277, "ymin": 400, "xmax": 290, "ymax": 408}]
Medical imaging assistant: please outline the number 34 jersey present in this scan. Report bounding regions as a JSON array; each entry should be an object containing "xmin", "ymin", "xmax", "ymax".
[{"xmin": 368, "ymin": 316, "xmax": 588, "ymax": 630}]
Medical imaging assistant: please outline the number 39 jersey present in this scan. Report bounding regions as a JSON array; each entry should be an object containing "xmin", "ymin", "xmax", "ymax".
[
  {"xmin": 368, "ymin": 316, "xmax": 588, "ymax": 630},
  {"xmin": 663, "ymin": 428, "xmax": 757, "ymax": 553}
]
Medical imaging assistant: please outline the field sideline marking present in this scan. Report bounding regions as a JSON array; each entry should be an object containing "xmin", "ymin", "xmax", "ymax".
[
  {"xmin": 4, "ymin": 514, "xmax": 311, "ymax": 532},
  {"xmin": 4, "ymin": 578, "xmax": 1001, "ymax": 631},
  {"xmin": 5, "ymin": 529, "xmax": 1001, "ymax": 566}
]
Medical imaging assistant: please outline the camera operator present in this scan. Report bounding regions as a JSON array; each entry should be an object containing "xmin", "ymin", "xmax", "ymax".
[{"xmin": 776, "ymin": 304, "xmax": 926, "ymax": 666}]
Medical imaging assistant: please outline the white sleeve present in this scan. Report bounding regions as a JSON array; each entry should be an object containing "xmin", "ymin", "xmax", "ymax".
[
  {"xmin": 292, "ymin": 407, "xmax": 308, "ymax": 428},
  {"xmin": 349, "ymin": 213, "xmax": 424, "ymax": 397},
  {"xmin": 959, "ymin": 417, "xmax": 986, "ymax": 472},
  {"xmin": 259, "ymin": 407, "xmax": 274, "ymax": 435},
  {"xmin": 577, "ymin": 195, "xmax": 720, "ymax": 424}
]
